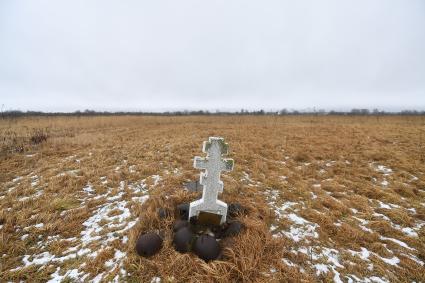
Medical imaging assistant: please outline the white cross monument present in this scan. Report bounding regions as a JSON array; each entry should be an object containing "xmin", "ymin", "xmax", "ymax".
[{"xmin": 188, "ymin": 137, "xmax": 234, "ymax": 225}]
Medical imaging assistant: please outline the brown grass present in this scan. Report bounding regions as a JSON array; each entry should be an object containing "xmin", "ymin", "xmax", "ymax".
[{"xmin": 0, "ymin": 115, "xmax": 424, "ymax": 282}]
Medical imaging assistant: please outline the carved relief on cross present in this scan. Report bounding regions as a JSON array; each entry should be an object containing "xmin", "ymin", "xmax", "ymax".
[{"xmin": 188, "ymin": 137, "xmax": 234, "ymax": 224}]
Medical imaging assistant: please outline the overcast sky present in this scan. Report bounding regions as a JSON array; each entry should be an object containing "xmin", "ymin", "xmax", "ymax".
[{"xmin": 1, "ymin": 1, "xmax": 424, "ymax": 112}]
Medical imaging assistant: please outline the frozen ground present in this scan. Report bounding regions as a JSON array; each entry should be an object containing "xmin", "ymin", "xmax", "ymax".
[
  {"xmin": 2, "ymin": 147, "xmax": 424, "ymax": 282},
  {"xmin": 3, "ymin": 155, "xmax": 163, "ymax": 282}
]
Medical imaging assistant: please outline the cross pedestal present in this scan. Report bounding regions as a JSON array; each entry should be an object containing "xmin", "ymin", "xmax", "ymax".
[{"xmin": 188, "ymin": 137, "xmax": 234, "ymax": 225}]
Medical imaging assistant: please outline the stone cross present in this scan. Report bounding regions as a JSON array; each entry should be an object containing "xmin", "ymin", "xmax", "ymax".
[{"xmin": 189, "ymin": 137, "xmax": 234, "ymax": 225}]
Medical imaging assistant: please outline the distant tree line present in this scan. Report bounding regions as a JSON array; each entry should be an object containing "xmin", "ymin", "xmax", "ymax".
[{"xmin": 1, "ymin": 108, "xmax": 425, "ymax": 118}]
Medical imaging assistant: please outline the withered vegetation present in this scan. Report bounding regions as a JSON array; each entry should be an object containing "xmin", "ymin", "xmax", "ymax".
[{"xmin": 0, "ymin": 115, "xmax": 424, "ymax": 282}]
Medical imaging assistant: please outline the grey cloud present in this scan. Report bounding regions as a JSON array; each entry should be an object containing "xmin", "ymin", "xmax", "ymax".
[{"xmin": 0, "ymin": 0, "xmax": 424, "ymax": 111}]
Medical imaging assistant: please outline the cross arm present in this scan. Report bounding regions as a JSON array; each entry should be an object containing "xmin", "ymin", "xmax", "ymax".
[
  {"xmin": 193, "ymin": 156, "xmax": 208, "ymax": 170},
  {"xmin": 220, "ymin": 158, "xmax": 234, "ymax": 172}
]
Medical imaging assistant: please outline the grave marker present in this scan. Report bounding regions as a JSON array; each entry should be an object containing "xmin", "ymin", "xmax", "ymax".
[{"xmin": 188, "ymin": 137, "xmax": 234, "ymax": 225}]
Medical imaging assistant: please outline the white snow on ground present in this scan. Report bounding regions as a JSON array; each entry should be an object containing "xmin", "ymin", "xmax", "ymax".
[
  {"xmin": 262, "ymin": 162, "xmax": 423, "ymax": 282},
  {"xmin": 295, "ymin": 247, "xmax": 344, "ymax": 282},
  {"xmin": 241, "ymin": 171, "xmax": 253, "ymax": 183},
  {"xmin": 265, "ymin": 189, "xmax": 319, "ymax": 242},
  {"xmin": 348, "ymin": 241, "xmax": 423, "ymax": 268},
  {"xmin": 151, "ymin": 175, "xmax": 161, "ymax": 186},
  {"xmin": 379, "ymin": 236, "xmax": 415, "ymax": 251},
  {"xmin": 380, "ymin": 256, "xmax": 400, "ymax": 266},
  {"xmin": 31, "ymin": 175, "xmax": 39, "ymax": 187},
  {"xmin": 372, "ymin": 203, "xmax": 424, "ymax": 238},
  {"xmin": 371, "ymin": 163, "xmax": 393, "ymax": 188},
  {"xmin": 10, "ymin": 174, "xmax": 160, "ymax": 282},
  {"xmin": 348, "ymin": 247, "xmax": 400, "ymax": 266},
  {"xmin": 47, "ymin": 268, "xmax": 84, "ymax": 283},
  {"xmin": 401, "ymin": 227, "xmax": 418, "ymax": 237},
  {"xmin": 348, "ymin": 247, "xmax": 371, "ymax": 261},
  {"xmin": 376, "ymin": 200, "xmax": 400, "ymax": 209},
  {"xmin": 83, "ymin": 184, "xmax": 95, "ymax": 194},
  {"xmin": 129, "ymin": 165, "xmax": 137, "ymax": 173},
  {"xmin": 283, "ymin": 215, "xmax": 319, "ymax": 242},
  {"xmin": 12, "ymin": 176, "xmax": 23, "ymax": 182},
  {"xmin": 293, "ymin": 245, "xmax": 397, "ymax": 282},
  {"xmin": 352, "ymin": 217, "xmax": 373, "ymax": 233},
  {"xmin": 325, "ymin": 161, "xmax": 336, "ymax": 167},
  {"xmin": 408, "ymin": 174, "xmax": 418, "ymax": 182},
  {"xmin": 373, "ymin": 164, "xmax": 393, "ymax": 175}
]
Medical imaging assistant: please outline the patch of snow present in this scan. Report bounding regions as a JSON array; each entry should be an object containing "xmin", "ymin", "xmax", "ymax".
[
  {"xmin": 287, "ymin": 213, "xmax": 309, "ymax": 225},
  {"xmin": 132, "ymin": 195, "xmax": 150, "ymax": 203},
  {"xmin": 22, "ymin": 252, "xmax": 55, "ymax": 266},
  {"xmin": 325, "ymin": 161, "xmax": 336, "ymax": 167},
  {"xmin": 379, "ymin": 236, "xmax": 415, "ymax": 251},
  {"xmin": 314, "ymin": 263, "xmax": 329, "ymax": 275},
  {"xmin": 83, "ymin": 184, "xmax": 95, "ymax": 194},
  {"xmin": 12, "ymin": 176, "xmax": 23, "ymax": 182},
  {"xmin": 353, "ymin": 217, "xmax": 373, "ymax": 233},
  {"xmin": 151, "ymin": 175, "xmax": 161, "ymax": 186},
  {"xmin": 372, "ymin": 212, "xmax": 391, "ymax": 222},
  {"xmin": 283, "ymin": 214, "xmax": 319, "ymax": 242},
  {"xmin": 282, "ymin": 258, "xmax": 297, "ymax": 267},
  {"xmin": 47, "ymin": 267, "xmax": 83, "ymax": 283},
  {"xmin": 367, "ymin": 276, "xmax": 390, "ymax": 283},
  {"xmin": 406, "ymin": 208, "xmax": 416, "ymax": 214},
  {"xmin": 129, "ymin": 165, "xmax": 137, "ymax": 173},
  {"xmin": 377, "ymin": 201, "xmax": 391, "ymax": 209},
  {"xmin": 378, "ymin": 255, "xmax": 400, "ymax": 266},
  {"xmin": 242, "ymin": 171, "xmax": 253, "ymax": 182},
  {"xmin": 348, "ymin": 247, "xmax": 371, "ymax": 261},
  {"xmin": 409, "ymin": 174, "xmax": 418, "ymax": 182},
  {"xmin": 374, "ymin": 164, "xmax": 393, "ymax": 175},
  {"xmin": 401, "ymin": 253, "xmax": 424, "ymax": 266},
  {"xmin": 401, "ymin": 227, "xmax": 418, "ymax": 237},
  {"xmin": 297, "ymin": 247, "xmax": 343, "ymax": 281}
]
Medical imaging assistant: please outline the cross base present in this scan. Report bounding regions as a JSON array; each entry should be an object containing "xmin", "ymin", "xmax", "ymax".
[{"xmin": 189, "ymin": 199, "xmax": 227, "ymax": 225}]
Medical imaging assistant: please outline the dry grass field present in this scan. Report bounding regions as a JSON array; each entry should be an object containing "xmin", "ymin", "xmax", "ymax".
[{"xmin": 1, "ymin": 115, "xmax": 424, "ymax": 282}]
